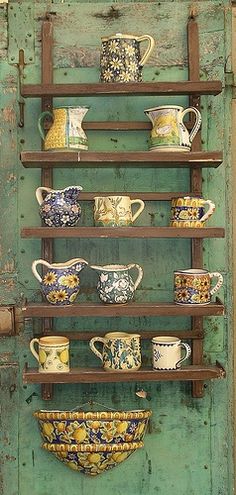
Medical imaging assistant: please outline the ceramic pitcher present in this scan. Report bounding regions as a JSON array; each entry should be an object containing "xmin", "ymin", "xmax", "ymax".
[
  {"xmin": 94, "ymin": 195, "xmax": 145, "ymax": 227},
  {"xmin": 170, "ymin": 196, "xmax": 215, "ymax": 228},
  {"xmin": 89, "ymin": 332, "xmax": 142, "ymax": 371},
  {"xmin": 38, "ymin": 106, "xmax": 89, "ymax": 151},
  {"xmin": 32, "ymin": 258, "xmax": 88, "ymax": 305},
  {"xmin": 36, "ymin": 186, "xmax": 83, "ymax": 227},
  {"xmin": 152, "ymin": 336, "xmax": 191, "ymax": 370},
  {"xmin": 100, "ymin": 33, "xmax": 155, "ymax": 83},
  {"xmin": 90, "ymin": 263, "xmax": 143, "ymax": 304},
  {"xmin": 30, "ymin": 336, "xmax": 70, "ymax": 373},
  {"xmin": 144, "ymin": 105, "xmax": 202, "ymax": 151},
  {"xmin": 174, "ymin": 268, "xmax": 223, "ymax": 305}
]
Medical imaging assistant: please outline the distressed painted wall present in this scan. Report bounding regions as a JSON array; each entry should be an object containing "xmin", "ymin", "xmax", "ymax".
[{"xmin": 0, "ymin": 1, "xmax": 233, "ymax": 494}]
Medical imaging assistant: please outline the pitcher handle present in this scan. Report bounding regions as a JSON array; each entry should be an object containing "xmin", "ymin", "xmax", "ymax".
[
  {"xmin": 179, "ymin": 107, "xmax": 202, "ymax": 144},
  {"xmin": 136, "ymin": 35, "xmax": 155, "ymax": 66},
  {"xmin": 38, "ymin": 111, "xmax": 53, "ymax": 141},
  {"xmin": 209, "ymin": 272, "xmax": 223, "ymax": 296},
  {"xmin": 176, "ymin": 343, "xmax": 191, "ymax": 368},
  {"xmin": 200, "ymin": 199, "xmax": 216, "ymax": 223},
  {"xmin": 36, "ymin": 187, "xmax": 53, "ymax": 206},
  {"xmin": 32, "ymin": 259, "xmax": 52, "ymax": 283},
  {"xmin": 89, "ymin": 337, "xmax": 106, "ymax": 362},
  {"xmin": 128, "ymin": 263, "xmax": 143, "ymax": 290},
  {"xmin": 30, "ymin": 338, "xmax": 40, "ymax": 362},
  {"xmin": 130, "ymin": 199, "xmax": 145, "ymax": 223}
]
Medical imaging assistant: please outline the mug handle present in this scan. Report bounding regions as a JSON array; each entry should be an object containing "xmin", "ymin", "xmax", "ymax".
[
  {"xmin": 209, "ymin": 272, "xmax": 223, "ymax": 296},
  {"xmin": 36, "ymin": 187, "xmax": 53, "ymax": 206},
  {"xmin": 130, "ymin": 199, "xmax": 145, "ymax": 222},
  {"xmin": 38, "ymin": 111, "xmax": 53, "ymax": 141},
  {"xmin": 89, "ymin": 337, "xmax": 106, "ymax": 362},
  {"xmin": 200, "ymin": 199, "xmax": 216, "ymax": 223},
  {"xmin": 137, "ymin": 35, "xmax": 155, "ymax": 66},
  {"xmin": 30, "ymin": 338, "xmax": 40, "ymax": 362},
  {"xmin": 176, "ymin": 343, "xmax": 191, "ymax": 368},
  {"xmin": 179, "ymin": 107, "xmax": 202, "ymax": 144},
  {"xmin": 32, "ymin": 259, "xmax": 52, "ymax": 283},
  {"xmin": 128, "ymin": 264, "xmax": 143, "ymax": 290}
]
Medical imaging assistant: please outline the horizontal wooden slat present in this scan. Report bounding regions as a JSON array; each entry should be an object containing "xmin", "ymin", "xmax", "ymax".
[
  {"xmin": 76, "ymin": 192, "xmax": 192, "ymax": 201},
  {"xmin": 44, "ymin": 121, "xmax": 193, "ymax": 131},
  {"xmin": 20, "ymin": 151, "xmax": 223, "ymax": 168},
  {"xmin": 23, "ymin": 363, "xmax": 226, "ymax": 384},
  {"xmin": 22, "ymin": 301, "xmax": 225, "ymax": 318},
  {"xmin": 21, "ymin": 81, "xmax": 222, "ymax": 97},
  {"xmin": 21, "ymin": 226, "xmax": 225, "ymax": 239},
  {"xmin": 36, "ymin": 330, "xmax": 203, "ymax": 341}
]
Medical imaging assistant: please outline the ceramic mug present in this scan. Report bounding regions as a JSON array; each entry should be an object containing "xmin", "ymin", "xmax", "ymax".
[
  {"xmin": 174, "ymin": 269, "xmax": 223, "ymax": 305},
  {"xmin": 89, "ymin": 332, "xmax": 142, "ymax": 371},
  {"xmin": 170, "ymin": 196, "xmax": 215, "ymax": 228},
  {"xmin": 152, "ymin": 336, "xmax": 191, "ymax": 370},
  {"xmin": 94, "ymin": 195, "xmax": 145, "ymax": 227},
  {"xmin": 30, "ymin": 336, "xmax": 70, "ymax": 372}
]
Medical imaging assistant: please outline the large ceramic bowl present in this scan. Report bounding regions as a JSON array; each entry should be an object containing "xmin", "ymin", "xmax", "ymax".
[{"xmin": 34, "ymin": 409, "xmax": 152, "ymax": 476}]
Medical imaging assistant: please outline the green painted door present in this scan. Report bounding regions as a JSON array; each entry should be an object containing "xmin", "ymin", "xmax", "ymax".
[{"xmin": 0, "ymin": 1, "xmax": 233, "ymax": 494}]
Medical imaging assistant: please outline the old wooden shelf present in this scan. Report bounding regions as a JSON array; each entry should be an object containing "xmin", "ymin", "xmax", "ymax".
[
  {"xmin": 23, "ymin": 363, "xmax": 226, "ymax": 384},
  {"xmin": 21, "ymin": 226, "xmax": 225, "ymax": 239},
  {"xmin": 22, "ymin": 301, "xmax": 225, "ymax": 318},
  {"xmin": 20, "ymin": 151, "xmax": 223, "ymax": 168},
  {"xmin": 21, "ymin": 81, "xmax": 222, "ymax": 98}
]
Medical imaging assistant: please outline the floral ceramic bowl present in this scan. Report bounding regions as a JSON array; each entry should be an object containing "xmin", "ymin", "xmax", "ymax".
[
  {"xmin": 42, "ymin": 441, "xmax": 144, "ymax": 476},
  {"xmin": 34, "ymin": 409, "xmax": 151, "ymax": 476}
]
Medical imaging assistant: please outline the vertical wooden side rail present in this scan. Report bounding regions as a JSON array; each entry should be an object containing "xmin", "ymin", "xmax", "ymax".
[
  {"xmin": 188, "ymin": 17, "xmax": 204, "ymax": 398},
  {"xmin": 41, "ymin": 15, "xmax": 54, "ymax": 400}
]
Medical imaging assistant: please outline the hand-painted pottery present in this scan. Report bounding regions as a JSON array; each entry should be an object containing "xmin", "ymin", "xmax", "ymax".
[
  {"xmin": 94, "ymin": 195, "xmax": 145, "ymax": 227},
  {"xmin": 152, "ymin": 336, "xmax": 191, "ymax": 370},
  {"xmin": 42, "ymin": 442, "xmax": 143, "ymax": 476},
  {"xmin": 144, "ymin": 105, "xmax": 202, "ymax": 151},
  {"xmin": 100, "ymin": 33, "xmax": 155, "ymax": 83},
  {"xmin": 174, "ymin": 268, "xmax": 223, "ymax": 305},
  {"xmin": 36, "ymin": 186, "xmax": 83, "ymax": 227},
  {"xmin": 170, "ymin": 196, "xmax": 215, "ymax": 228},
  {"xmin": 89, "ymin": 332, "xmax": 141, "ymax": 371},
  {"xmin": 30, "ymin": 336, "xmax": 69, "ymax": 373},
  {"xmin": 38, "ymin": 106, "xmax": 89, "ymax": 151},
  {"xmin": 90, "ymin": 263, "xmax": 143, "ymax": 304},
  {"xmin": 34, "ymin": 409, "xmax": 152, "ymax": 476},
  {"xmin": 32, "ymin": 258, "xmax": 88, "ymax": 305}
]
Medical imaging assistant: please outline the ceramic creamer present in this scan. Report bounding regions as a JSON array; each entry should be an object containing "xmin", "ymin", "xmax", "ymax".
[
  {"xmin": 32, "ymin": 258, "xmax": 88, "ymax": 305},
  {"xmin": 100, "ymin": 33, "xmax": 155, "ymax": 83},
  {"xmin": 89, "ymin": 332, "xmax": 141, "ymax": 371},
  {"xmin": 90, "ymin": 263, "xmax": 143, "ymax": 304},
  {"xmin": 170, "ymin": 196, "xmax": 215, "ymax": 228},
  {"xmin": 174, "ymin": 268, "xmax": 223, "ymax": 305},
  {"xmin": 38, "ymin": 106, "xmax": 89, "ymax": 151},
  {"xmin": 152, "ymin": 336, "xmax": 191, "ymax": 370},
  {"xmin": 36, "ymin": 186, "xmax": 83, "ymax": 227},
  {"xmin": 144, "ymin": 105, "xmax": 202, "ymax": 151}
]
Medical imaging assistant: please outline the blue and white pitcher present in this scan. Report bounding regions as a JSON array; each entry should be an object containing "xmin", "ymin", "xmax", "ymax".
[
  {"xmin": 90, "ymin": 263, "xmax": 143, "ymax": 304},
  {"xmin": 36, "ymin": 186, "xmax": 83, "ymax": 227}
]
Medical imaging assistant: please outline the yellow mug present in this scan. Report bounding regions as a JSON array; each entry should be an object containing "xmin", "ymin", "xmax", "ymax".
[{"xmin": 30, "ymin": 336, "xmax": 70, "ymax": 373}]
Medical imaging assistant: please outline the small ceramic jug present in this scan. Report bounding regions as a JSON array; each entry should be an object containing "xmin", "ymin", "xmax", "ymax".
[
  {"xmin": 144, "ymin": 105, "xmax": 202, "ymax": 151},
  {"xmin": 38, "ymin": 106, "xmax": 89, "ymax": 151},
  {"xmin": 94, "ymin": 195, "xmax": 145, "ymax": 227},
  {"xmin": 100, "ymin": 33, "xmax": 155, "ymax": 83},
  {"xmin": 90, "ymin": 263, "xmax": 143, "ymax": 304},
  {"xmin": 32, "ymin": 258, "xmax": 88, "ymax": 305},
  {"xmin": 170, "ymin": 196, "xmax": 215, "ymax": 228},
  {"xmin": 89, "ymin": 332, "xmax": 142, "ymax": 371},
  {"xmin": 174, "ymin": 268, "xmax": 223, "ymax": 305},
  {"xmin": 30, "ymin": 336, "xmax": 69, "ymax": 372},
  {"xmin": 36, "ymin": 186, "xmax": 83, "ymax": 227},
  {"xmin": 152, "ymin": 336, "xmax": 191, "ymax": 370}
]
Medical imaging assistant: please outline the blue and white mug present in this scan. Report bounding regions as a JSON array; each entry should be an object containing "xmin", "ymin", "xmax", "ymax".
[{"xmin": 152, "ymin": 336, "xmax": 191, "ymax": 370}]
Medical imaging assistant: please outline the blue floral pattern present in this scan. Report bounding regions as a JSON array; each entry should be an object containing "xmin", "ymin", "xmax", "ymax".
[
  {"xmin": 100, "ymin": 38, "xmax": 142, "ymax": 83},
  {"xmin": 39, "ymin": 186, "xmax": 82, "ymax": 227}
]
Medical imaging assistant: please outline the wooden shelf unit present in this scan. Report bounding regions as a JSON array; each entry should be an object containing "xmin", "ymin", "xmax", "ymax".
[
  {"xmin": 20, "ymin": 151, "xmax": 223, "ymax": 168},
  {"xmin": 20, "ymin": 16, "xmax": 226, "ymax": 399},
  {"xmin": 23, "ymin": 363, "xmax": 226, "ymax": 385}
]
